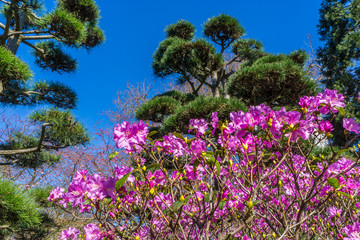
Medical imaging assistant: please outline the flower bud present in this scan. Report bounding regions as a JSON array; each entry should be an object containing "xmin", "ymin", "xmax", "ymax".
[
  {"xmin": 267, "ymin": 118, "xmax": 273, "ymax": 128},
  {"xmin": 180, "ymin": 195, "xmax": 185, "ymax": 202},
  {"xmin": 142, "ymin": 166, "xmax": 146, "ymax": 171},
  {"xmin": 247, "ymin": 200, "xmax": 253, "ymax": 209},
  {"xmin": 149, "ymin": 188, "xmax": 155, "ymax": 195}
]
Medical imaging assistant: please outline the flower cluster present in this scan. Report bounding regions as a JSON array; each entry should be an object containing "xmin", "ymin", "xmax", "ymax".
[{"xmin": 51, "ymin": 89, "xmax": 360, "ymax": 239}]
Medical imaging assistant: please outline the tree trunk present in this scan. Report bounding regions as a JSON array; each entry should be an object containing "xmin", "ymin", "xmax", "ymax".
[{"xmin": 5, "ymin": 11, "xmax": 26, "ymax": 55}]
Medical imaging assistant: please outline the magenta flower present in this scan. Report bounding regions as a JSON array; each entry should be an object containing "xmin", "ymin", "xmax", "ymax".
[
  {"xmin": 211, "ymin": 112, "xmax": 219, "ymax": 135},
  {"xmin": 114, "ymin": 165, "xmax": 135, "ymax": 182},
  {"xmin": 48, "ymin": 187, "xmax": 64, "ymax": 202},
  {"xmin": 327, "ymin": 207, "xmax": 342, "ymax": 219},
  {"xmin": 155, "ymin": 134, "xmax": 188, "ymax": 157},
  {"xmin": 114, "ymin": 121, "xmax": 148, "ymax": 152},
  {"xmin": 343, "ymin": 222, "xmax": 360, "ymax": 239},
  {"xmin": 343, "ymin": 118, "xmax": 360, "ymax": 134},
  {"xmin": 190, "ymin": 139, "xmax": 206, "ymax": 157},
  {"xmin": 319, "ymin": 120, "xmax": 333, "ymax": 133},
  {"xmin": 66, "ymin": 179, "xmax": 87, "ymax": 207},
  {"xmin": 189, "ymin": 118, "xmax": 208, "ymax": 137},
  {"xmin": 60, "ymin": 227, "xmax": 79, "ymax": 240},
  {"xmin": 317, "ymin": 89, "xmax": 345, "ymax": 114},
  {"xmin": 84, "ymin": 223, "xmax": 101, "ymax": 240},
  {"xmin": 87, "ymin": 174, "xmax": 106, "ymax": 200}
]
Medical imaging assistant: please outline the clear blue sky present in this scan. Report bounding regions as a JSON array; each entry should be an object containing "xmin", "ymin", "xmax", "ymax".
[{"xmin": 11, "ymin": 0, "xmax": 323, "ymax": 133}]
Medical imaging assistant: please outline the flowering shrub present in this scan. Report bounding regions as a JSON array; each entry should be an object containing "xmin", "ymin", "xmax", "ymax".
[{"xmin": 50, "ymin": 89, "xmax": 360, "ymax": 239}]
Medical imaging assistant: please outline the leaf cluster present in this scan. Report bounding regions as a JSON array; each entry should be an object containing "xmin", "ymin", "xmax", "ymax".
[{"xmin": 0, "ymin": 179, "xmax": 42, "ymax": 237}]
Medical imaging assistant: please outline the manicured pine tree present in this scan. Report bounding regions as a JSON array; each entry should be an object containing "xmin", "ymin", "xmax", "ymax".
[
  {"xmin": 0, "ymin": 0, "xmax": 104, "ymax": 238},
  {"xmin": 136, "ymin": 14, "xmax": 317, "ymax": 135},
  {"xmin": 317, "ymin": 0, "xmax": 360, "ymax": 146}
]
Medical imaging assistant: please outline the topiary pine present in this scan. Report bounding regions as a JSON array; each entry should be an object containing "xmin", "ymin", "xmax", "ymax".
[{"xmin": 137, "ymin": 14, "xmax": 318, "ymax": 136}]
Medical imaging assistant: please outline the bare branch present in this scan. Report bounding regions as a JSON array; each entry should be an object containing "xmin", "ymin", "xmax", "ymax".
[
  {"xmin": 0, "ymin": 123, "xmax": 52, "ymax": 156},
  {"xmin": 22, "ymin": 39, "xmax": 45, "ymax": 53},
  {"xmin": 23, "ymin": 35, "xmax": 54, "ymax": 40},
  {"xmin": 4, "ymin": 84, "xmax": 43, "ymax": 97}
]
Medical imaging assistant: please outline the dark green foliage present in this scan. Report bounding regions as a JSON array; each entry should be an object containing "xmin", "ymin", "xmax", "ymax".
[
  {"xmin": 203, "ymin": 14, "xmax": 245, "ymax": 48},
  {"xmin": 33, "ymin": 80, "xmax": 78, "ymax": 109},
  {"xmin": 139, "ymin": 14, "xmax": 318, "ymax": 137},
  {"xmin": 162, "ymin": 96, "xmax": 247, "ymax": 133},
  {"xmin": 152, "ymin": 37, "xmax": 187, "ymax": 78},
  {"xmin": 33, "ymin": 41, "xmax": 77, "ymax": 73},
  {"xmin": 0, "ymin": 80, "xmax": 77, "ymax": 109},
  {"xmin": 156, "ymin": 38, "xmax": 223, "ymax": 83},
  {"xmin": 317, "ymin": 0, "xmax": 360, "ymax": 146},
  {"xmin": 136, "ymin": 96, "xmax": 181, "ymax": 123},
  {"xmin": 165, "ymin": 20, "xmax": 195, "ymax": 41},
  {"xmin": 0, "ymin": 179, "xmax": 42, "ymax": 238},
  {"xmin": 155, "ymin": 90, "xmax": 196, "ymax": 103},
  {"xmin": 29, "ymin": 108, "xmax": 90, "ymax": 148},
  {"xmin": 28, "ymin": 187, "xmax": 53, "ymax": 208},
  {"xmin": 82, "ymin": 23, "xmax": 105, "ymax": 49},
  {"xmin": 13, "ymin": 212, "xmax": 58, "ymax": 240},
  {"xmin": 0, "ymin": 46, "xmax": 33, "ymax": 81},
  {"xmin": 59, "ymin": 0, "xmax": 100, "ymax": 23},
  {"xmin": 44, "ymin": 8, "xmax": 86, "ymax": 46},
  {"xmin": 227, "ymin": 54, "xmax": 317, "ymax": 107},
  {"xmin": 0, "ymin": 133, "xmax": 61, "ymax": 169},
  {"xmin": 232, "ymin": 39, "xmax": 265, "ymax": 64}
]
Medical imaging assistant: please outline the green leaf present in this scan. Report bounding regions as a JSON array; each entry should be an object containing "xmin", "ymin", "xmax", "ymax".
[
  {"xmin": 108, "ymin": 152, "xmax": 117, "ymax": 160},
  {"xmin": 336, "ymin": 107, "xmax": 345, "ymax": 116},
  {"xmin": 115, "ymin": 172, "xmax": 132, "ymax": 191},
  {"xmin": 338, "ymin": 191, "xmax": 351, "ymax": 199},
  {"xmin": 215, "ymin": 160, "xmax": 221, "ymax": 176},
  {"xmin": 147, "ymin": 131, "xmax": 158, "ymax": 138},
  {"xmin": 172, "ymin": 132, "xmax": 186, "ymax": 141},
  {"xmin": 327, "ymin": 178, "xmax": 340, "ymax": 189},
  {"xmin": 146, "ymin": 164, "xmax": 161, "ymax": 172},
  {"xmin": 219, "ymin": 200, "xmax": 225, "ymax": 210},
  {"xmin": 337, "ymin": 148, "xmax": 350, "ymax": 156},
  {"xmin": 172, "ymin": 201, "xmax": 184, "ymax": 212},
  {"xmin": 205, "ymin": 153, "xmax": 215, "ymax": 164}
]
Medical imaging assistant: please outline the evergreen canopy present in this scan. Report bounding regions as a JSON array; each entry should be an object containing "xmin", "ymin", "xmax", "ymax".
[
  {"xmin": 138, "ymin": 14, "xmax": 317, "ymax": 135},
  {"xmin": 317, "ymin": 0, "xmax": 360, "ymax": 146}
]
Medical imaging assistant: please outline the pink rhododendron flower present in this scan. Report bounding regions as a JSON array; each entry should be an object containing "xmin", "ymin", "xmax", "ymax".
[
  {"xmin": 189, "ymin": 118, "xmax": 208, "ymax": 136},
  {"xmin": 60, "ymin": 227, "xmax": 79, "ymax": 240},
  {"xmin": 343, "ymin": 222, "xmax": 360, "ymax": 239},
  {"xmin": 319, "ymin": 120, "xmax": 333, "ymax": 133},
  {"xmin": 343, "ymin": 118, "xmax": 360, "ymax": 134},
  {"xmin": 317, "ymin": 89, "xmax": 345, "ymax": 114},
  {"xmin": 114, "ymin": 120, "xmax": 148, "ymax": 152},
  {"xmin": 84, "ymin": 223, "xmax": 101, "ymax": 240}
]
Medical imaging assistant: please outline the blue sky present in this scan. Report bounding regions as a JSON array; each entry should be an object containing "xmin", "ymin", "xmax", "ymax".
[{"xmin": 8, "ymin": 0, "xmax": 323, "ymax": 133}]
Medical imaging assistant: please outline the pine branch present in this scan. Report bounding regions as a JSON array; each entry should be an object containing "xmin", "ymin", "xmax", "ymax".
[
  {"xmin": 0, "ymin": 0, "xmax": 10, "ymax": 5},
  {"xmin": 4, "ymin": 84, "xmax": 43, "ymax": 96},
  {"xmin": 22, "ymin": 39, "xmax": 44, "ymax": 53},
  {"xmin": 7, "ymin": 30, "xmax": 50, "ymax": 37},
  {"xmin": 0, "ymin": 123, "xmax": 52, "ymax": 156},
  {"xmin": 23, "ymin": 35, "xmax": 54, "ymax": 40}
]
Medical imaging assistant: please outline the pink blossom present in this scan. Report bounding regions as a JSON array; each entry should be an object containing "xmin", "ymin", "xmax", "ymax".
[
  {"xmin": 343, "ymin": 118, "xmax": 360, "ymax": 134},
  {"xmin": 60, "ymin": 227, "xmax": 79, "ymax": 240},
  {"xmin": 189, "ymin": 118, "xmax": 208, "ymax": 136},
  {"xmin": 114, "ymin": 120, "xmax": 148, "ymax": 152},
  {"xmin": 317, "ymin": 89, "xmax": 345, "ymax": 114}
]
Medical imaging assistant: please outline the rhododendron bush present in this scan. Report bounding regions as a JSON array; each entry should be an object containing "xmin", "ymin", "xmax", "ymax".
[{"xmin": 50, "ymin": 89, "xmax": 360, "ymax": 240}]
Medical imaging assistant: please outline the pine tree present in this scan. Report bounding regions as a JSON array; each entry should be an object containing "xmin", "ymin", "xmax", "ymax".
[
  {"xmin": 317, "ymin": 0, "xmax": 360, "ymax": 146},
  {"xmin": 136, "ymin": 14, "xmax": 317, "ymax": 135},
  {"xmin": 0, "ymin": 0, "xmax": 104, "ymax": 238}
]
